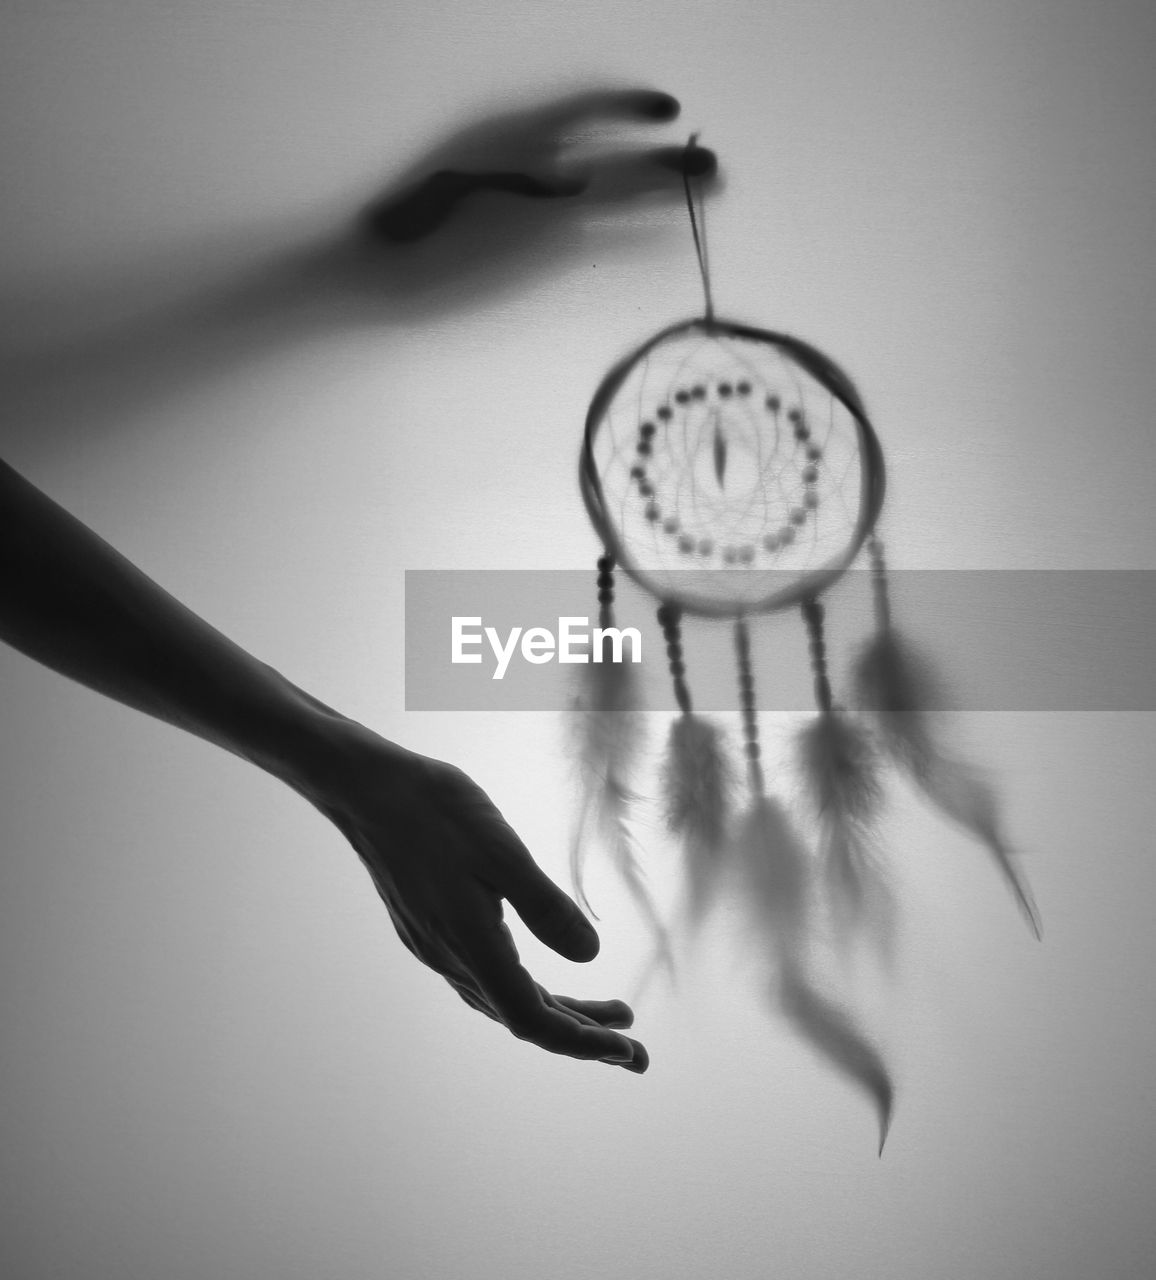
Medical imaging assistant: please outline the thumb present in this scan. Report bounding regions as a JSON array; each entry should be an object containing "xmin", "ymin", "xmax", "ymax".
[{"xmin": 503, "ymin": 856, "xmax": 601, "ymax": 963}]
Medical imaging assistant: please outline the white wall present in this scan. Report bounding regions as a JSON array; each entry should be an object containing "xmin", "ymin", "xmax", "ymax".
[{"xmin": 2, "ymin": 2, "xmax": 1155, "ymax": 1277}]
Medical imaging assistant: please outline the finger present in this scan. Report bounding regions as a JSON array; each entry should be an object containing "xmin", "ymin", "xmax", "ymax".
[
  {"xmin": 654, "ymin": 141, "xmax": 717, "ymax": 179},
  {"xmin": 498, "ymin": 849, "xmax": 601, "ymax": 963},
  {"xmin": 564, "ymin": 144, "xmax": 720, "ymax": 204},
  {"xmin": 455, "ymin": 906, "xmax": 646, "ymax": 1066},
  {"xmin": 549, "ymin": 994, "xmax": 636, "ymax": 1030},
  {"xmin": 535, "ymin": 989, "xmax": 647, "ymax": 1072},
  {"xmin": 536, "ymin": 88, "xmax": 681, "ymax": 137}
]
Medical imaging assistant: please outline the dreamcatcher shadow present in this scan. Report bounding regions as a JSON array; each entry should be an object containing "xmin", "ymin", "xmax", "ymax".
[{"xmin": 569, "ymin": 138, "xmax": 1040, "ymax": 1152}]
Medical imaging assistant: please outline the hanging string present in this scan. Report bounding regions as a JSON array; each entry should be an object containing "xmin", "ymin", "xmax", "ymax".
[
  {"xmin": 682, "ymin": 133, "xmax": 715, "ymax": 323},
  {"xmin": 734, "ymin": 617, "xmax": 764, "ymax": 794},
  {"xmin": 657, "ymin": 603, "xmax": 693, "ymax": 716},
  {"xmin": 801, "ymin": 597, "xmax": 834, "ymax": 714}
]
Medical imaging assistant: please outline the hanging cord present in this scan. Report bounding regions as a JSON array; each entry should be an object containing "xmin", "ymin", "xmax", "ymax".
[
  {"xmin": 866, "ymin": 535, "xmax": 891, "ymax": 634},
  {"xmin": 682, "ymin": 133, "xmax": 715, "ymax": 323},
  {"xmin": 734, "ymin": 617, "xmax": 764, "ymax": 794},
  {"xmin": 657, "ymin": 603, "xmax": 693, "ymax": 716},
  {"xmin": 801, "ymin": 597, "xmax": 834, "ymax": 714}
]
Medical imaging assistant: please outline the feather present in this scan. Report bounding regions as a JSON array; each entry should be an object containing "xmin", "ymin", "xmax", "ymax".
[
  {"xmin": 568, "ymin": 656, "xmax": 674, "ymax": 970},
  {"xmin": 632, "ymin": 714, "xmax": 735, "ymax": 1001},
  {"xmin": 661, "ymin": 713, "xmax": 737, "ymax": 928},
  {"xmin": 733, "ymin": 795, "xmax": 894, "ymax": 1151},
  {"xmin": 778, "ymin": 968, "xmax": 895, "ymax": 1155},
  {"xmin": 567, "ymin": 654, "xmax": 644, "ymax": 914},
  {"xmin": 731, "ymin": 794, "xmax": 811, "ymax": 940},
  {"xmin": 797, "ymin": 710, "xmax": 893, "ymax": 947},
  {"xmin": 853, "ymin": 626, "xmax": 942, "ymax": 768},
  {"xmin": 855, "ymin": 628, "xmax": 1042, "ymax": 939},
  {"xmin": 798, "ymin": 709, "xmax": 884, "ymax": 822},
  {"xmin": 915, "ymin": 754, "xmax": 1042, "ymax": 941}
]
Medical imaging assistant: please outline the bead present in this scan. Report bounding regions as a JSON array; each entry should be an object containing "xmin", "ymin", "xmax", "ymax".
[
  {"xmin": 666, "ymin": 641, "xmax": 683, "ymax": 659},
  {"xmin": 722, "ymin": 547, "xmax": 737, "ymax": 564},
  {"xmin": 794, "ymin": 422, "xmax": 810, "ymax": 442},
  {"xmin": 639, "ymin": 481, "xmax": 654, "ymax": 497},
  {"xmin": 678, "ymin": 534, "xmax": 695, "ymax": 554},
  {"xmin": 640, "ymin": 422, "xmax": 656, "ymax": 439},
  {"xmin": 597, "ymin": 555, "xmax": 614, "ymax": 571},
  {"xmin": 790, "ymin": 507, "xmax": 806, "ymax": 525},
  {"xmin": 692, "ymin": 384, "xmax": 706, "ymax": 400},
  {"xmin": 657, "ymin": 405, "xmax": 672, "ymax": 421},
  {"xmin": 675, "ymin": 390, "xmax": 690, "ymax": 405},
  {"xmin": 744, "ymin": 741, "xmax": 761, "ymax": 759},
  {"xmin": 645, "ymin": 502, "xmax": 660, "ymax": 521},
  {"xmin": 763, "ymin": 534, "xmax": 780, "ymax": 552},
  {"xmin": 637, "ymin": 440, "xmax": 652, "ymax": 456},
  {"xmin": 663, "ymin": 516, "xmax": 679, "ymax": 534},
  {"xmin": 669, "ymin": 659, "xmax": 686, "ymax": 677},
  {"xmin": 803, "ymin": 491, "xmax": 819, "ymax": 509},
  {"xmin": 656, "ymin": 604, "xmax": 680, "ymax": 628},
  {"xmin": 597, "ymin": 590, "xmax": 614, "ymax": 604},
  {"xmin": 806, "ymin": 443, "xmax": 822, "ymax": 461},
  {"xmin": 737, "ymin": 380, "xmax": 751, "ymax": 396},
  {"xmin": 629, "ymin": 464, "xmax": 645, "ymax": 480},
  {"xmin": 738, "ymin": 545, "xmax": 755, "ymax": 563},
  {"xmin": 780, "ymin": 526, "xmax": 796, "ymax": 544},
  {"xmin": 718, "ymin": 381, "xmax": 733, "ymax": 397},
  {"xmin": 802, "ymin": 464, "xmax": 818, "ymax": 484},
  {"xmin": 766, "ymin": 394, "xmax": 781, "ymax": 413}
]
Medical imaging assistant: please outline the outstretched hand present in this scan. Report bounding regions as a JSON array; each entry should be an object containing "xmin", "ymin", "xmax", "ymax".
[{"xmin": 307, "ymin": 720, "xmax": 648, "ymax": 1071}]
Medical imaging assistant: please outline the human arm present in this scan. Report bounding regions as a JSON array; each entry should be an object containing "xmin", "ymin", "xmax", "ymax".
[
  {"xmin": 0, "ymin": 457, "xmax": 647, "ymax": 1069},
  {"xmin": 1, "ymin": 88, "xmax": 716, "ymax": 455}
]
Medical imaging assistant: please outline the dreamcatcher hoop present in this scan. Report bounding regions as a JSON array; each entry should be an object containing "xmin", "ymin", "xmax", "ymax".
[{"xmin": 580, "ymin": 316, "xmax": 887, "ymax": 617}]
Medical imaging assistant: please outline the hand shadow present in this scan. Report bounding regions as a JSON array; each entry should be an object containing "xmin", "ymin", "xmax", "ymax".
[{"xmin": 0, "ymin": 86, "xmax": 720, "ymax": 461}]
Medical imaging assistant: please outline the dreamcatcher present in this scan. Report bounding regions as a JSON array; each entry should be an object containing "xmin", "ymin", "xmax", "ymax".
[{"xmin": 570, "ymin": 138, "xmax": 1040, "ymax": 1151}]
